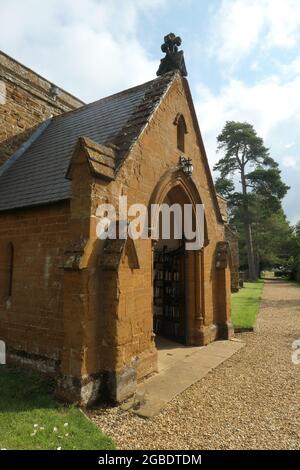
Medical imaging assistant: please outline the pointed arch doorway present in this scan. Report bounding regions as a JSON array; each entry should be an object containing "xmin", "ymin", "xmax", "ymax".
[{"xmin": 150, "ymin": 169, "xmax": 208, "ymax": 347}]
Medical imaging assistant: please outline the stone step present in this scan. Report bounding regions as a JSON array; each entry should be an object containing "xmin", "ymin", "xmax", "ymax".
[{"xmin": 132, "ymin": 339, "xmax": 245, "ymax": 418}]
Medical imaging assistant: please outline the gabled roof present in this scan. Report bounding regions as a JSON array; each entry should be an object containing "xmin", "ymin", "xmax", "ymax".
[{"xmin": 0, "ymin": 71, "xmax": 175, "ymax": 212}]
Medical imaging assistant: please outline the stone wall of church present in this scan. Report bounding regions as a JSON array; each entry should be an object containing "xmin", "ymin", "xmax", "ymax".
[
  {"xmin": 217, "ymin": 195, "xmax": 228, "ymax": 223},
  {"xmin": 216, "ymin": 195, "xmax": 240, "ymax": 293},
  {"xmin": 0, "ymin": 51, "xmax": 83, "ymax": 165},
  {"xmin": 0, "ymin": 70, "xmax": 232, "ymax": 405},
  {"xmin": 225, "ymin": 225, "xmax": 240, "ymax": 292},
  {"xmin": 118, "ymin": 75, "xmax": 232, "ymax": 361},
  {"xmin": 59, "ymin": 74, "xmax": 232, "ymax": 404},
  {"xmin": 0, "ymin": 202, "xmax": 70, "ymax": 374}
]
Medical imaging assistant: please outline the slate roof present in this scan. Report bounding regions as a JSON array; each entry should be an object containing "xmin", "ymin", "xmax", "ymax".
[{"xmin": 0, "ymin": 71, "xmax": 176, "ymax": 212}]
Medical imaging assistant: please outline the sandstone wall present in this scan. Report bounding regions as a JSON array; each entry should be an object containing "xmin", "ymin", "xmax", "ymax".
[
  {"xmin": 0, "ymin": 202, "xmax": 70, "ymax": 373},
  {"xmin": 61, "ymin": 74, "xmax": 232, "ymax": 402},
  {"xmin": 0, "ymin": 69, "xmax": 232, "ymax": 404},
  {"xmin": 225, "ymin": 225, "xmax": 240, "ymax": 292}
]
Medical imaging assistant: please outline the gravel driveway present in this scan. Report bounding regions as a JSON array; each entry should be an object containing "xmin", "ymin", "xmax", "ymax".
[{"xmin": 91, "ymin": 279, "xmax": 300, "ymax": 450}]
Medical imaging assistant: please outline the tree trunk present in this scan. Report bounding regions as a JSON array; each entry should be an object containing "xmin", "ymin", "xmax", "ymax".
[
  {"xmin": 254, "ymin": 251, "xmax": 260, "ymax": 279},
  {"xmin": 241, "ymin": 166, "xmax": 257, "ymax": 281},
  {"xmin": 245, "ymin": 223, "xmax": 257, "ymax": 280}
]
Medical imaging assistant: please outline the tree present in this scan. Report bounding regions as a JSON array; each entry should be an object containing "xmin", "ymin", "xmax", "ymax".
[
  {"xmin": 288, "ymin": 221, "xmax": 300, "ymax": 279},
  {"xmin": 214, "ymin": 121, "xmax": 289, "ymax": 280},
  {"xmin": 246, "ymin": 206, "xmax": 292, "ymax": 271},
  {"xmin": 223, "ymin": 192, "xmax": 292, "ymax": 274}
]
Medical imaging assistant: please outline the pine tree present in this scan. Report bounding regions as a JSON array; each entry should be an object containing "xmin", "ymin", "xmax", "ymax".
[{"xmin": 214, "ymin": 121, "xmax": 289, "ymax": 280}]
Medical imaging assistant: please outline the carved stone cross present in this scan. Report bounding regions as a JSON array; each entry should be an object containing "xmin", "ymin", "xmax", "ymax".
[
  {"xmin": 157, "ymin": 33, "xmax": 188, "ymax": 77},
  {"xmin": 161, "ymin": 33, "xmax": 182, "ymax": 55}
]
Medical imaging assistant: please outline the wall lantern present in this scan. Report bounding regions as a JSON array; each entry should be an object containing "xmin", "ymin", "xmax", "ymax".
[{"xmin": 179, "ymin": 156, "xmax": 194, "ymax": 177}]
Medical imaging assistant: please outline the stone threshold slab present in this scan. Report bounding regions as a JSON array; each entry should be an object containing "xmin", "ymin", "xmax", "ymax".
[{"xmin": 133, "ymin": 339, "xmax": 245, "ymax": 418}]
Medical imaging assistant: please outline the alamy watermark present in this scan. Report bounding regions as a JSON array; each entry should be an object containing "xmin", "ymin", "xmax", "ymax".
[
  {"xmin": 0, "ymin": 340, "xmax": 6, "ymax": 365},
  {"xmin": 95, "ymin": 196, "xmax": 205, "ymax": 251},
  {"xmin": 292, "ymin": 340, "xmax": 300, "ymax": 365},
  {"xmin": 0, "ymin": 81, "xmax": 6, "ymax": 105}
]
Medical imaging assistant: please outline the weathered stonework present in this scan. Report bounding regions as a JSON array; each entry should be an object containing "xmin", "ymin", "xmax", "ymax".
[
  {"xmin": 225, "ymin": 225, "xmax": 240, "ymax": 293},
  {"xmin": 0, "ymin": 55, "xmax": 233, "ymax": 405},
  {"xmin": 217, "ymin": 195, "xmax": 240, "ymax": 293},
  {"xmin": 0, "ymin": 203, "xmax": 70, "ymax": 369}
]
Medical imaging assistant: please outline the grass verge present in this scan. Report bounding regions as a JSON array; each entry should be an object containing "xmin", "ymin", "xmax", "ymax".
[
  {"xmin": 0, "ymin": 366, "xmax": 115, "ymax": 450},
  {"xmin": 231, "ymin": 280, "xmax": 264, "ymax": 330}
]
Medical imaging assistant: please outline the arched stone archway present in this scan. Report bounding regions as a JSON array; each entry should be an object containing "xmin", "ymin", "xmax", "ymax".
[
  {"xmin": 148, "ymin": 168, "xmax": 209, "ymax": 245},
  {"xmin": 149, "ymin": 168, "xmax": 209, "ymax": 346}
]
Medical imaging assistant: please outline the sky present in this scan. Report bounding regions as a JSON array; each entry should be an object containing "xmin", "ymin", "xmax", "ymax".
[{"xmin": 0, "ymin": 0, "xmax": 299, "ymax": 224}]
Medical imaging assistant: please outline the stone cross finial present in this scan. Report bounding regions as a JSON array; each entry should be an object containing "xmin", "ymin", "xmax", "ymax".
[
  {"xmin": 161, "ymin": 33, "xmax": 182, "ymax": 54},
  {"xmin": 157, "ymin": 33, "xmax": 187, "ymax": 77}
]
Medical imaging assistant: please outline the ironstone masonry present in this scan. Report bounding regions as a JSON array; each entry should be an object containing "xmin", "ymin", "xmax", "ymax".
[{"xmin": 0, "ymin": 39, "xmax": 235, "ymax": 405}]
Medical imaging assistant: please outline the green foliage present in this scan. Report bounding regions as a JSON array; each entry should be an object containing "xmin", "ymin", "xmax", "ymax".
[
  {"xmin": 247, "ymin": 168, "xmax": 289, "ymax": 210},
  {"xmin": 214, "ymin": 121, "xmax": 290, "ymax": 274},
  {"xmin": 214, "ymin": 176, "xmax": 235, "ymax": 199},
  {"xmin": 214, "ymin": 121, "xmax": 270, "ymax": 177},
  {"xmin": 256, "ymin": 210, "xmax": 292, "ymax": 266},
  {"xmin": 295, "ymin": 221, "xmax": 300, "ymax": 239},
  {"xmin": 288, "ymin": 221, "xmax": 300, "ymax": 278},
  {"xmin": 0, "ymin": 367, "xmax": 115, "ymax": 450},
  {"xmin": 234, "ymin": 204, "xmax": 293, "ymax": 269}
]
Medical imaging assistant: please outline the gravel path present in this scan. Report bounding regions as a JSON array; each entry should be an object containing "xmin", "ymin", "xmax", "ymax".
[{"xmin": 91, "ymin": 279, "xmax": 300, "ymax": 450}]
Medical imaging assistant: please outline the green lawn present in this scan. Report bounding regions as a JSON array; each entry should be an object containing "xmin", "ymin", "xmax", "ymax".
[
  {"xmin": 0, "ymin": 366, "xmax": 114, "ymax": 450},
  {"xmin": 231, "ymin": 280, "xmax": 264, "ymax": 330}
]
